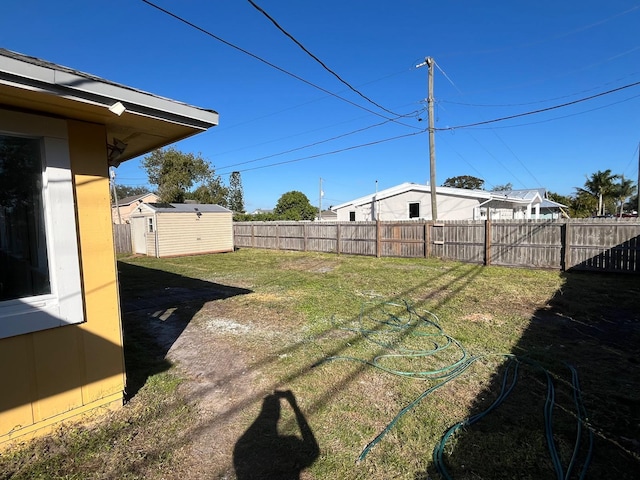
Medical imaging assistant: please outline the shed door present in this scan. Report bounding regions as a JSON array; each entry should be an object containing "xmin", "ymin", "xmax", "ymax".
[{"xmin": 131, "ymin": 217, "xmax": 147, "ymax": 254}]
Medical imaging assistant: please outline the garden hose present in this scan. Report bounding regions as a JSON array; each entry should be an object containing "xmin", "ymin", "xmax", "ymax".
[{"xmin": 317, "ymin": 299, "xmax": 593, "ymax": 479}]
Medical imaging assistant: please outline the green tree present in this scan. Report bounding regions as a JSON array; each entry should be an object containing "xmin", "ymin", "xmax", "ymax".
[
  {"xmin": 442, "ymin": 175, "xmax": 484, "ymax": 189},
  {"xmin": 185, "ymin": 176, "xmax": 228, "ymax": 206},
  {"xmin": 569, "ymin": 189, "xmax": 597, "ymax": 218},
  {"xmin": 612, "ymin": 176, "xmax": 637, "ymax": 216},
  {"xmin": 491, "ymin": 182, "xmax": 514, "ymax": 192},
  {"xmin": 577, "ymin": 169, "xmax": 619, "ymax": 216},
  {"xmin": 228, "ymin": 171, "xmax": 245, "ymax": 213},
  {"xmin": 546, "ymin": 191, "xmax": 572, "ymax": 206},
  {"xmin": 113, "ymin": 185, "xmax": 150, "ymax": 201},
  {"xmin": 274, "ymin": 191, "xmax": 317, "ymax": 221},
  {"xmin": 142, "ymin": 147, "xmax": 214, "ymax": 203}
]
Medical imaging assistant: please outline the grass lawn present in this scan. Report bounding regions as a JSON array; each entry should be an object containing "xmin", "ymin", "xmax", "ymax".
[{"xmin": 1, "ymin": 248, "xmax": 639, "ymax": 479}]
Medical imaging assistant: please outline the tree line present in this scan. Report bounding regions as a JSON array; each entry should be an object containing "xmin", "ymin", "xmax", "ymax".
[
  {"xmin": 443, "ymin": 171, "xmax": 638, "ymax": 218},
  {"xmin": 113, "ymin": 147, "xmax": 318, "ymax": 221}
]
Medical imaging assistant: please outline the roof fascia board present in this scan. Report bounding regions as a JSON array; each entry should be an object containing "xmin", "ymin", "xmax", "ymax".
[{"xmin": 0, "ymin": 54, "xmax": 218, "ymax": 129}]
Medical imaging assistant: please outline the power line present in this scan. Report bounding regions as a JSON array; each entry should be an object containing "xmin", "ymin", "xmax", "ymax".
[
  {"xmin": 464, "ymin": 131, "xmax": 528, "ymax": 189},
  {"xmin": 440, "ymin": 69, "xmax": 640, "ymax": 108},
  {"xmin": 231, "ymin": 129, "xmax": 425, "ymax": 174},
  {"xmin": 491, "ymin": 130, "xmax": 544, "ymax": 188},
  {"xmin": 436, "ymin": 80, "xmax": 640, "ymax": 131},
  {"xmin": 140, "ymin": 0, "xmax": 417, "ymax": 127},
  {"xmin": 468, "ymin": 92, "xmax": 640, "ymax": 130},
  {"xmin": 246, "ymin": 0, "xmax": 402, "ymax": 117},
  {"xmin": 213, "ymin": 102, "xmax": 421, "ymax": 158},
  {"xmin": 216, "ymin": 118, "xmax": 399, "ymax": 172}
]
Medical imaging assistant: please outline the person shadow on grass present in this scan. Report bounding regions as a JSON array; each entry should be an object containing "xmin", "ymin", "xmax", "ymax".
[{"xmin": 233, "ymin": 390, "xmax": 319, "ymax": 480}]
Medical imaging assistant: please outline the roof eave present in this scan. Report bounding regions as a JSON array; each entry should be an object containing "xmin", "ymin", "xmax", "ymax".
[{"xmin": 0, "ymin": 49, "xmax": 218, "ymax": 163}]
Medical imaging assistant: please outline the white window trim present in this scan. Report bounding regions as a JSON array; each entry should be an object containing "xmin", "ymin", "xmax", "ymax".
[{"xmin": 0, "ymin": 110, "xmax": 84, "ymax": 339}]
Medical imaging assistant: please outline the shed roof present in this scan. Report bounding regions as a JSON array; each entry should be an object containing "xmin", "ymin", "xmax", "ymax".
[
  {"xmin": 115, "ymin": 192, "xmax": 157, "ymax": 207},
  {"xmin": 139, "ymin": 203, "xmax": 232, "ymax": 214},
  {"xmin": 0, "ymin": 48, "xmax": 219, "ymax": 164}
]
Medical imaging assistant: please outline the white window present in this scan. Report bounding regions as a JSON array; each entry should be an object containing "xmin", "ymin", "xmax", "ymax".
[
  {"xmin": 148, "ymin": 217, "xmax": 154, "ymax": 233},
  {"xmin": 0, "ymin": 110, "xmax": 83, "ymax": 339}
]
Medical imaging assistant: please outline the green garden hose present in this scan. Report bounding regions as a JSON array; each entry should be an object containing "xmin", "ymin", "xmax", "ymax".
[{"xmin": 318, "ymin": 299, "xmax": 594, "ymax": 479}]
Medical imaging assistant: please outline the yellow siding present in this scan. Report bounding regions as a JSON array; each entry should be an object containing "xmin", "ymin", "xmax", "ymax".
[
  {"xmin": 156, "ymin": 212, "xmax": 233, "ymax": 257},
  {"xmin": 0, "ymin": 120, "xmax": 125, "ymax": 446}
]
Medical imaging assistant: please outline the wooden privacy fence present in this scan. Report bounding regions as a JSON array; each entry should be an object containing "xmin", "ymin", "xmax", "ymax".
[
  {"xmin": 113, "ymin": 223, "xmax": 132, "ymax": 254},
  {"xmin": 234, "ymin": 219, "xmax": 640, "ymax": 273}
]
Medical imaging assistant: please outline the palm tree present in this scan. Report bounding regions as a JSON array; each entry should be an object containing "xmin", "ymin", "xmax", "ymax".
[
  {"xmin": 578, "ymin": 169, "xmax": 619, "ymax": 216},
  {"xmin": 613, "ymin": 176, "xmax": 637, "ymax": 216}
]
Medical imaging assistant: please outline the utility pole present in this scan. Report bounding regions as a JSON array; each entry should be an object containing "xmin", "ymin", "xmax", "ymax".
[
  {"xmin": 417, "ymin": 56, "xmax": 437, "ymax": 221},
  {"xmin": 110, "ymin": 168, "xmax": 122, "ymax": 224},
  {"xmin": 637, "ymin": 141, "xmax": 639, "ymax": 216},
  {"xmin": 318, "ymin": 177, "xmax": 323, "ymax": 221}
]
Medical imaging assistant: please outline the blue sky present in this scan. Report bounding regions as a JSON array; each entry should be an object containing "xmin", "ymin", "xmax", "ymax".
[{"xmin": 3, "ymin": 1, "xmax": 640, "ymax": 211}]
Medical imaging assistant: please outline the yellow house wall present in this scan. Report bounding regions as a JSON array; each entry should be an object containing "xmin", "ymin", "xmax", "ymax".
[
  {"xmin": 0, "ymin": 120, "xmax": 125, "ymax": 446},
  {"xmin": 156, "ymin": 212, "xmax": 233, "ymax": 257}
]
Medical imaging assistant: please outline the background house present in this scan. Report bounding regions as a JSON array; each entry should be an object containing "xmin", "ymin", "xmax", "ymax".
[
  {"xmin": 317, "ymin": 209, "xmax": 338, "ymax": 221},
  {"xmin": 332, "ymin": 182, "xmax": 566, "ymax": 221},
  {"xmin": 112, "ymin": 192, "xmax": 159, "ymax": 224},
  {"xmin": 0, "ymin": 48, "xmax": 218, "ymax": 446},
  {"xmin": 130, "ymin": 203, "xmax": 233, "ymax": 257},
  {"xmin": 332, "ymin": 183, "xmax": 490, "ymax": 221},
  {"xmin": 488, "ymin": 188, "xmax": 567, "ymax": 220}
]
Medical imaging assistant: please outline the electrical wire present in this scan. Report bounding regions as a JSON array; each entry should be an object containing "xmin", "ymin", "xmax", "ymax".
[
  {"xmin": 440, "ymin": 69, "xmax": 640, "ymax": 108},
  {"xmin": 139, "ymin": 0, "xmax": 417, "ymax": 128},
  {"xmin": 247, "ymin": 0, "xmax": 403, "ymax": 117},
  {"xmin": 216, "ymin": 118, "xmax": 403, "ymax": 172},
  {"xmin": 466, "ymin": 92, "xmax": 640, "ymax": 130},
  {"xmin": 436, "ymin": 80, "xmax": 640, "ymax": 131},
  {"xmin": 227, "ymin": 129, "xmax": 426, "ymax": 175}
]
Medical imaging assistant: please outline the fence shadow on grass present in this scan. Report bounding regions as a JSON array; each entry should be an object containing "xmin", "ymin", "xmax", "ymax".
[
  {"xmin": 417, "ymin": 251, "xmax": 640, "ymax": 479},
  {"xmin": 117, "ymin": 261, "xmax": 252, "ymax": 399}
]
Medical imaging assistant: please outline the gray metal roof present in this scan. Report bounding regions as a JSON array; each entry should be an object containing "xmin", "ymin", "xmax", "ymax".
[{"xmin": 144, "ymin": 203, "xmax": 232, "ymax": 213}]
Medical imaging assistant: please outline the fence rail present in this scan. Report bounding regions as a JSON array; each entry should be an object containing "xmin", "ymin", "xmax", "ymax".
[{"xmin": 234, "ymin": 219, "xmax": 640, "ymax": 273}]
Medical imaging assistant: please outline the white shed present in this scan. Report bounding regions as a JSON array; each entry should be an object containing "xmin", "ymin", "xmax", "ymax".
[{"xmin": 130, "ymin": 203, "xmax": 233, "ymax": 257}]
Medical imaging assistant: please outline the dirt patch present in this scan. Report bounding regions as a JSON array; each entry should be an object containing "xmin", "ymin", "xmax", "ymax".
[
  {"xmin": 162, "ymin": 313, "xmax": 267, "ymax": 479},
  {"xmin": 149, "ymin": 295, "xmax": 311, "ymax": 479}
]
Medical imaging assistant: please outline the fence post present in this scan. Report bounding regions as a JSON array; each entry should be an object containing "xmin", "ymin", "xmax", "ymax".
[
  {"xmin": 276, "ymin": 223, "xmax": 280, "ymax": 250},
  {"xmin": 562, "ymin": 221, "xmax": 571, "ymax": 271},
  {"xmin": 423, "ymin": 222, "xmax": 428, "ymax": 258},
  {"xmin": 376, "ymin": 220, "xmax": 381, "ymax": 258},
  {"xmin": 337, "ymin": 223, "xmax": 341, "ymax": 254},
  {"xmin": 484, "ymin": 219, "xmax": 491, "ymax": 266},
  {"xmin": 304, "ymin": 223, "xmax": 308, "ymax": 251},
  {"xmin": 251, "ymin": 223, "xmax": 255, "ymax": 248}
]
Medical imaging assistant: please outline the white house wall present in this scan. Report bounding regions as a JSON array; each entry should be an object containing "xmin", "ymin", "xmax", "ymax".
[{"xmin": 336, "ymin": 191, "xmax": 484, "ymax": 221}]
